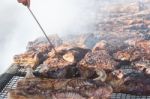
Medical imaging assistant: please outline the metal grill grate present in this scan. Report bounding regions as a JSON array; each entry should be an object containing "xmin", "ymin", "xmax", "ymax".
[
  {"xmin": 0, "ymin": 76, "xmax": 24, "ymax": 99},
  {"xmin": 0, "ymin": 76, "xmax": 150, "ymax": 99}
]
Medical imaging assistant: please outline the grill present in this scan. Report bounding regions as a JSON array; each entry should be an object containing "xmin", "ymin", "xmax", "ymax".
[{"xmin": 0, "ymin": 64, "xmax": 150, "ymax": 99}]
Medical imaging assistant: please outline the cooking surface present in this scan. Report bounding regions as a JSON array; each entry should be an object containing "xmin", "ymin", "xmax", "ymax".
[{"xmin": 0, "ymin": 76, "xmax": 150, "ymax": 99}]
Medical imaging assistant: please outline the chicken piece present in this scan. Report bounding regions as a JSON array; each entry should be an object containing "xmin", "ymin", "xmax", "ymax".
[
  {"xmin": 9, "ymin": 78, "xmax": 112, "ymax": 99},
  {"xmin": 48, "ymin": 46, "xmax": 90, "ymax": 62},
  {"xmin": 133, "ymin": 59, "xmax": 149, "ymax": 71},
  {"xmin": 105, "ymin": 70, "xmax": 125, "ymax": 92},
  {"xmin": 133, "ymin": 60, "xmax": 150, "ymax": 76},
  {"xmin": 136, "ymin": 40, "xmax": 150, "ymax": 52},
  {"xmin": 8, "ymin": 89, "xmax": 46, "ymax": 99},
  {"xmin": 13, "ymin": 51, "xmax": 40, "ymax": 68},
  {"xmin": 51, "ymin": 91, "xmax": 86, "ymax": 99},
  {"xmin": 110, "ymin": 71, "xmax": 150, "ymax": 95},
  {"xmin": 93, "ymin": 39, "xmax": 127, "ymax": 55},
  {"xmin": 39, "ymin": 56, "xmax": 76, "ymax": 78},
  {"xmin": 78, "ymin": 50, "xmax": 118, "ymax": 81},
  {"xmin": 39, "ymin": 47, "xmax": 89, "ymax": 78},
  {"xmin": 113, "ymin": 47, "xmax": 142, "ymax": 62},
  {"xmin": 27, "ymin": 34, "xmax": 62, "ymax": 52},
  {"xmin": 125, "ymin": 39, "xmax": 150, "ymax": 53},
  {"xmin": 92, "ymin": 40, "xmax": 107, "ymax": 52},
  {"xmin": 62, "ymin": 47, "xmax": 90, "ymax": 63}
]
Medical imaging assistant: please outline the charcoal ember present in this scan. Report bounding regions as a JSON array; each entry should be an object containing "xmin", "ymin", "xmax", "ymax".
[
  {"xmin": 78, "ymin": 50, "xmax": 118, "ymax": 80},
  {"xmin": 13, "ymin": 51, "xmax": 40, "ymax": 68},
  {"xmin": 27, "ymin": 34, "xmax": 63, "ymax": 51}
]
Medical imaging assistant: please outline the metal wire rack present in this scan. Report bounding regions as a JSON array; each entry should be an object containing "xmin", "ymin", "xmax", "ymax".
[
  {"xmin": 0, "ymin": 76, "xmax": 24, "ymax": 99},
  {"xmin": 0, "ymin": 76, "xmax": 150, "ymax": 99}
]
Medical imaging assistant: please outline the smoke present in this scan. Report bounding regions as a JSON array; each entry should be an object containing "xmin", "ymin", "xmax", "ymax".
[{"xmin": 0, "ymin": 0, "xmax": 141, "ymax": 74}]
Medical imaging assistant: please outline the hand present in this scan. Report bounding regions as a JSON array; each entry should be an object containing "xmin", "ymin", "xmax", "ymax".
[{"xmin": 17, "ymin": 0, "xmax": 30, "ymax": 7}]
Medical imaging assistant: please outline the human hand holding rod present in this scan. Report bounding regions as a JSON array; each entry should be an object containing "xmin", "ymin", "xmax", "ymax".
[{"xmin": 17, "ymin": 0, "xmax": 57, "ymax": 54}]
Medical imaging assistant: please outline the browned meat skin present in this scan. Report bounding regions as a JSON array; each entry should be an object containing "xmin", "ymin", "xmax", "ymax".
[
  {"xmin": 8, "ymin": 90, "xmax": 86, "ymax": 99},
  {"xmin": 107, "ymin": 71, "xmax": 150, "ymax": 95},
  {"xmin": 118, "ymin": 77, "xmax": 150, "ymax": 95},
  {"xmin": 13, "ymin": 43, "xmax": 53, "ymax": 68},
  {"xmin": 113, "ymin": 47, "xmax": 143, "ymax": 62},
  {"xmin": 133, "ymin": 61, "xmax": 150, "ymax": 76},
  {"xmin": 13, "ymin": 51, "xmax": 40, "ymax": 68},
  {"xmin": 79, "ymin": 50, "xmax": 117, "ymax": 71},
  {"xmin": 79, "ymin": 82, "xmax": 113, "ymax": 99},
  {"xmin": 9, "ymin": 77, "xmax": 112, "ymax": 99},
  {"xmin": 105, "ymin": 70, "xmax": 125, "ymax": 93},
  {"xmin": 92, "ymin": 40, "xmax": 107, "ymax": 52},
  {"xmin": 38, "ymin": 47, "xmax": 89, "ymax": 78},
  {"xmin": 17, "ymin": 78, "xmax": 71, "ymax": 91},
  {"xmin": 39, "ymin": 56, "xmax": 76, "ymax": 78},
  {"xmin": 63, "ymin": 47, "xmax": 90, "ymax": 63},
  {"xmin": 125, "ymin": 39, "xmax": 150, "ymax": 54},
  {"xmin": 133, "ymin": 40, "xmax": 150, "ymax": 53},
  {"xmin": 78, "ymin": 50, "xmax": 118, "ymax": 81},
  {"xmin": 51, "ymin": 91, "xmax": 86, "ymax": 99},
  {"xmin": 93, "ymin": 39, "xmax": 128, "ymax": 55},
  {"xmin": 8, "ymin": 89, "xmax": 46, "ymax": 99},
  {"xmin": 27, "ymin": 34, "xmax": 63, "ymax": 52}
]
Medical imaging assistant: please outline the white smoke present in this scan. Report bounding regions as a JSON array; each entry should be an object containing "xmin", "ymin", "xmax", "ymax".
[{"xmin": 0, "ymin": 0, "xmax": 139, "ymax": 74}]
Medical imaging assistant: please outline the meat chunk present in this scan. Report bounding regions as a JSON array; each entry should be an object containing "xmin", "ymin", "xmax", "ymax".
[
  {"xmin": 38, "ymin": 47, "xmax": 89, "ymax": 78},
  {"xmin": 9, "ymin": 76, "xmax": 112, "ymax": 99},
  {"xmin": 80, "ymin": 50, "xmax": 117, "ymax": 70},
  {"xmin": 78, "ymin": 50, "xmax": 118, "ymax": 81},
  {"xmin": 13, "ymin": 51, "xmax": 40, "ymax": 68},
  {"xmin": 113, "ymin": 47, "xmax": 142, "ymax": 62},
  {"xmin": 119, "ymin": 76, "xmax": 150, "ymax": 95}
]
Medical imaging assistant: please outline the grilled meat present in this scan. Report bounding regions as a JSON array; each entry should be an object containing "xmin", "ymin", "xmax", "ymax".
[
  {"xmin": 78, "ymin": 50, "xmax": 118, "ymax": 81},
  {"xmin": 113, "ymin": 47, "xmax": 142, "ymax": 62},
  {"xmin": 109, "ymin": 72, "xmax": 150, "ymax": 95},
  {"xmin": 13, "ymin": 51, "xmax": 40, "ymax": 68},
  {"xmin": 38, "ymin": 47, "xmax": 89, "ymax": 78},
  {"xmin": 9, "ymin": 77, "xmax": 112, "ymax": 99}
]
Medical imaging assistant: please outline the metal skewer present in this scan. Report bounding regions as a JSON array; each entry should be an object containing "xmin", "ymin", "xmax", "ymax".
[{"xmin": 27, "ymin": 7, "xmax": 57, "ymax": 54}]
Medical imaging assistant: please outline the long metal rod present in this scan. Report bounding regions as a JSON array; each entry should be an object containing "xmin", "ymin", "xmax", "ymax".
[{"xmin": 27, "ymin": 7, "xmax": 57, "ymax": 54}]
